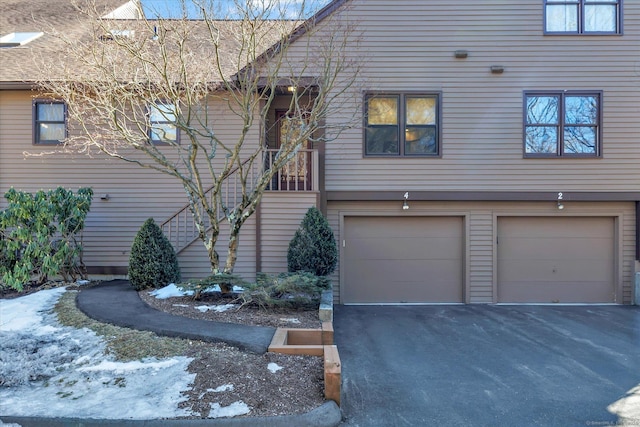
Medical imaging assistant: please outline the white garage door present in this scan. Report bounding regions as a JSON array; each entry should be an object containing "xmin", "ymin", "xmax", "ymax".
[
  {"xmin": 497, "ymin": 217, "xmax": 615, "ymax": 303},
  {"xmin": 343, "ymin": 216, "xmax": 464, "ymax": 304}
]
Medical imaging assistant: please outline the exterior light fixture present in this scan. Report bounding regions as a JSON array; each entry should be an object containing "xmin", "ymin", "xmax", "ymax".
[
  {"xmin": 286, "ymin": 86, "xmax": 297, "ymax": 93},
  {"xmin": 454, "ymin": 50, "xmax": 468, "ymax": 59},
  {"xmin": 403, "ymin": 192, "xmax": 409, "ymax": 210},
  {"xmin": 490, "ymin": 65, "xmax": 505, "ymax": 74}
]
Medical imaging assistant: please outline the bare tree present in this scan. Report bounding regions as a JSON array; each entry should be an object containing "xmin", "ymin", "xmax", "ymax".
[{"xmin": 33, "ymin": 0, "xmax": 360, "ymax": 291}]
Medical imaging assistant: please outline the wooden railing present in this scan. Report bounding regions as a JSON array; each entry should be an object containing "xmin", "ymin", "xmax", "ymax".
[
  {"xmin": 161, "ymin": 148, "xmax": 318, "ymax": 254},
  {"xmin": 265, "ymin": 149, "xmax": 318, "ymax": 192}
]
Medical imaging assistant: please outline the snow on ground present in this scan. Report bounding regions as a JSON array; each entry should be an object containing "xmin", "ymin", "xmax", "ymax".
[
  {"xmin": 149, "ymin": 283, "xmax": 243, "ymax": 300},
  {"xmin": 195, "ymin": 304, "xmax": 236, "ymax": 313},
  {"xmin": 209, "ymin": 401, "xmax": 251, "ymax": 418},
  {"xmin": 268, "ymin": 363, "xmax": 283, "ymax": 373},
  {"xmin": 0, "ymin": 288, "xmax": 196, "ymax": 420}
]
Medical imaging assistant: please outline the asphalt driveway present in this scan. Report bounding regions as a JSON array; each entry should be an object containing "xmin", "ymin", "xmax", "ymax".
[{"xmin": 334, "ymin": 305, "xmax": 640, "ymax": 426}]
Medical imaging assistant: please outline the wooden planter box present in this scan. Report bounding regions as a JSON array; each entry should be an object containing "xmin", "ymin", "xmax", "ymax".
[{"xmin": 269, "ymin": 322, "xmax": 341, "ymax": 405}]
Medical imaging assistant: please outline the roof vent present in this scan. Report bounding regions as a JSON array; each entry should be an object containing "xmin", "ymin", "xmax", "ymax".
[{"xmin": 0, "ymin": 32, "xmax": 44, "ymax": 47}]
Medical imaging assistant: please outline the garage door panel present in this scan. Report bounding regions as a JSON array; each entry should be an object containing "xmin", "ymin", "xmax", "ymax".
[
  {"xmin": 498, "ymin": 217, "xmax": 615, "ymax": 303},
  {"xmin": 349, "ymin": 237, "xmax": 462, "ymax": 260},
  {"xmin": 344, "ymin": 216, "xmax": 464, "ymax": 304}
]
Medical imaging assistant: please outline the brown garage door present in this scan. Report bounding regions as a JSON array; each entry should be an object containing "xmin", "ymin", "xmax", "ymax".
[
  {"xmin": 497, "ymin": 217, "xmax": 615, "ymax": 303},
  {"xmin": 343, "ymin": 216, "xmax": 464, "ymax": 304}
]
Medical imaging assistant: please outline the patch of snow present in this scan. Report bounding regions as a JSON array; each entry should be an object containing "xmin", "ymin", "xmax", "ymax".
[
  {"xmin": 213, "ymin": 384, "xmax": 234, "ymax": 393},
  {"xmin": 0, "ymin": 421, "xmax": 23, "ymax": 426},
  {"xmin": 172, "ymin": 304, "xmax": 190, "ymax": 307},
  {"xmin": 76, "ymin": 280, "xmax": 91, "ymax": 286},
  {"xmin": 279, "ymin": 318, "xmax": 301, "ymax": 324},
  {"xmin": 0, "ymin": 288, "xmax": 197, "ymax": 420},
  {"xmin": 195, "ymin": 304, "xmax": 236, "ymax": 313},
  {"xmin": 148, "ymin": 283, "xmax": 193, "ymax": 299},
  {"xmin": 209, "ymin": 401, "xmax": 251, "ymax": 418},
  {"xmin": 149, "ymin": 284, "xmax": 244, "ymax": 300},
  {"xmin": 267, "ymin": 363, "xmax": 283, "ymax": 373}
]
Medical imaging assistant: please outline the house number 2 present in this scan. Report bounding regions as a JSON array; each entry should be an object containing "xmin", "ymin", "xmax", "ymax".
[{"xmin": 557, "ymin": 192, "xmax": 563, "ymax": 200}]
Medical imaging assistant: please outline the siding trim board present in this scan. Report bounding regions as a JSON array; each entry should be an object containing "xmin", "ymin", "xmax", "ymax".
[
  {"xmin": 636, "ymin": 201, "xmax": 640, "ymax": 261},
  {"xmin": 328, "ymin": 191, "xmax": 640, "ymax": 203}
]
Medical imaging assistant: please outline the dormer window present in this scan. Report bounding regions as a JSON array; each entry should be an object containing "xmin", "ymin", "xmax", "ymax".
[{"xmin": 0, "ymin": 32, "xmax": 44, "ymax": 47}]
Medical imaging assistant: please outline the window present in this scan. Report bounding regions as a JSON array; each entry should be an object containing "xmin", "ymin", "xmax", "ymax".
[
  {"xmin": 545, "ymin": 0, "xmax": 621, "ymax": 34},
  {"xmin": 0, "ymin": 32, "xmax": 43, "ymax": 47},
  {"xmin": 524, "ymin": 91, "xmax": 601, "ymax": 157},
  {"xmin": 33, "ymin": 100, "xmax": 66, "ymax": 145},
  {"xmin": 364, "ymin": 93, "xmax": 440, "ymax": 156},
  {"xmin": 149, "ymin": 101, "xmax": 178, "ymax": 144}
]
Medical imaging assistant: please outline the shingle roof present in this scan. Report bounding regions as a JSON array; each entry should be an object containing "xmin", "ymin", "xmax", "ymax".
[
  {"xmin": 0, "ymin": 0, "xmax": 125, "ymax": 84},
  {"xmin": 0, "ymin": 0, "xmax": 302, "ymax": 86}
]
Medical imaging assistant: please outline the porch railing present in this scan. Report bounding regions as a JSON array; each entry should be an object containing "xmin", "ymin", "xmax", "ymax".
[
  {"xmin": 161, "ymin": 148, "xmax": 318, "ymax": 254},
  {"xmin": 265, "ymin": 149, "xmax": 318, "ymax": 192}
]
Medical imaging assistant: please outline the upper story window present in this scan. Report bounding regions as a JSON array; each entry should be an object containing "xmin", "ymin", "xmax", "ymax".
[
  {"xmin": 364, "ymin": 93, "xmax": 440, "ymax": 157},
  {"xmin": 33, "ymin": 100, "xmax": 66, "ymax": 145},
  {"xmin": 149, "ymin": 101, "xmax": 178, "ymax": 144},
  {"xmin": 545, "ymin": 0, "xmax": 621, "ymax": 34},
  {"xmin": 524, "ymin": 91, "xmax": 602, "ymax": 157}
]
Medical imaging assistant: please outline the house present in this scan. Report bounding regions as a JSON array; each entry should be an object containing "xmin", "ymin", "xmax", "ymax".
[{"xmin": 1, "ymin": 0, "xmax": 638, "ymax": 304}]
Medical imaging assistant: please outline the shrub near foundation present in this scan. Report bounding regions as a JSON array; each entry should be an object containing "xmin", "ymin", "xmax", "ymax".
[
  {"xmin": 128, "ymin": 218, "xmax": 181, "ymax": 291},
  {"xmin": 287, "ymin": 207, "xmax": 337, "ymax": 277}
]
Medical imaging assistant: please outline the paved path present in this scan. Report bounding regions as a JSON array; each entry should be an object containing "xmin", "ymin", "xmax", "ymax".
[
  {"xmin": 335, "ymin": 304, "xmax": 640, "ymax": 427},
  {"xmin": 76, "ymin": 280, "xmax": 275, "ymax": 354}
]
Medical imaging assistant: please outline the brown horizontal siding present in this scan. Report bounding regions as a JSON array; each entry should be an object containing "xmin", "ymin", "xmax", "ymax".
[
  {"xmin": 328, "ymin": 200, "xmax": 636, "ymax": 304},
  {"xmin": 291, "ymin": 0, "xmax": 640, "ymax": 193},
  {"xmin": 258, "ymin": 192, "xmax": 319, "ymax": 274},
  {"xmin": 0, "ymin": 90, "xmax": 261, "ymax": 276}
]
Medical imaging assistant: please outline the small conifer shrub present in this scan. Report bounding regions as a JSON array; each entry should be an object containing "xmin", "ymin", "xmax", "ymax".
[
  {"xmin": 287, "ymin": 206, "xmax": 337, "ymax": 276},
  {"xmin": 128, "ymin": 218, "xmax": 181, "ymax": 291}
]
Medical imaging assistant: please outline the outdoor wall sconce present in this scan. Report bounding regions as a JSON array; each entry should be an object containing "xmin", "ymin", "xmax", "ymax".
[
  {"xmin": 402, "ymin": 192, "xmax": 409, "ymax": 210},
  {"xmin": 454, "ymin": 50, "xmax": 468, "ymax": 59},
  {"xmin": 557, "ymin": 192, "xmax": 564, "ymax": 210},
  {"xmin": 100, "ymin": 194, "xmax": 110, "ymax": 201},
  {"xmin": 490, "ymin": 65, "xmax": 505, "ymax": 74}
]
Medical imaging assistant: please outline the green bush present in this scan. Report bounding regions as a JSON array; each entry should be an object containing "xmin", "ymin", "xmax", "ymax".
[
  {"xmin": 238, "ymin": 272, "xmax": 331, "ymax": 310},
  {"xmin": 128, "ymin": 218, "xmax": 181, "ymax": 291},
  {"xmin": 0, "ymin": 187, "xmax": 93, "ymax": 291},
  {"xmin": 287, "ymin": 206, "xmax": 337, "ymax": 276}
]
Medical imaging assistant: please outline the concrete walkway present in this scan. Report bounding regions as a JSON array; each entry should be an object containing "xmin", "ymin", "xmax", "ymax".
[{"xmin": 76, "ymin": 280, "xmax": 275, "ymax": 354}]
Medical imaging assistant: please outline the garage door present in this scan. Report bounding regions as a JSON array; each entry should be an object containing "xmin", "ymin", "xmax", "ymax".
[
  {"xmin": 497, "ymin": 217, "xmax": 615, "ymax": 303},
  {"xmin": 343, "ymin": 216, "xmax": 464, "ymax": 304}
]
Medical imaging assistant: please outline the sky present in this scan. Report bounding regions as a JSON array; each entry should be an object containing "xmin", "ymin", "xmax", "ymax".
[
  {"xmin": 140, "ymin": 0, "xmax": 331, "ymax": 20},
  {"xmin": 0, "ymin": 285, "xmax": 279, "ymax": 420}
]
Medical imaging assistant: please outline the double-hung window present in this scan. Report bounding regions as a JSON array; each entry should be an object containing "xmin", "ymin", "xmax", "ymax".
[
  {"xmin": 364, "ymin": 93, "xmax": 440, "ymax": 157},
  {"xmin": 524, "ymin": 91, "xmax": 602, "ymax": 157},
  {"xmin": 545, "ymin": 0, "xmax": 621, "ymax": 34},
  {"xmin": 33, "ymin": 100, "xmax": 66, "ymax": 145},
  {"xmin": 149, "ymin": 101, "xmax": 178, "ymax": 144}
]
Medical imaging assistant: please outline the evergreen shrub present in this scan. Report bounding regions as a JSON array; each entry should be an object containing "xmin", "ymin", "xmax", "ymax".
[
  {"xmin": 128, "ymin": 218, "xmax": 181, "ymax": 291},
  {"xmin": 287, "ymin": 206, "xmax": 337, "ymax": 276}
]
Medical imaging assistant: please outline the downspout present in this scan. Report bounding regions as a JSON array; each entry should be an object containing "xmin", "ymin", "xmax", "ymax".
[{"xmin": 636, "ymin": 201, "xmax": 639, "ymax": 261}]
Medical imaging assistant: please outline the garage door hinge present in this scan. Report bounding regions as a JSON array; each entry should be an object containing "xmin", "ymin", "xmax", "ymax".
[
  {"xmin": 343, "ymin": 240, "xmax": 346, "ymax": 248},
  {"xmin": 496, "ymin": 236, "xmax": 499, "ymax": 244}
]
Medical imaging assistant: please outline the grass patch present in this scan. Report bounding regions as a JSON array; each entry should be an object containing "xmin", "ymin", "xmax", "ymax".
[{"xmin": 55, "ymin": 290, "xmax": 193, "ymax": 360}]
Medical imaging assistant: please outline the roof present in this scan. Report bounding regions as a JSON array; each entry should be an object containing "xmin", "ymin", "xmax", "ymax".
[{"xmin": 0, "ymin": 0, "xmax": 312, "ymax": 87}]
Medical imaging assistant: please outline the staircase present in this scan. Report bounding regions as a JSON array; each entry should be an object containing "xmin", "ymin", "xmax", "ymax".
[{"xmin": 161, "ymin": 148, "xmax": 318, "ymax": 254}]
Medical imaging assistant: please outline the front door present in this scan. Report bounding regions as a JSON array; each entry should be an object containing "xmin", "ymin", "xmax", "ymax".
[{"xmin": 274, "ymin": 110, "xmax": 311, "ymax": 191}]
